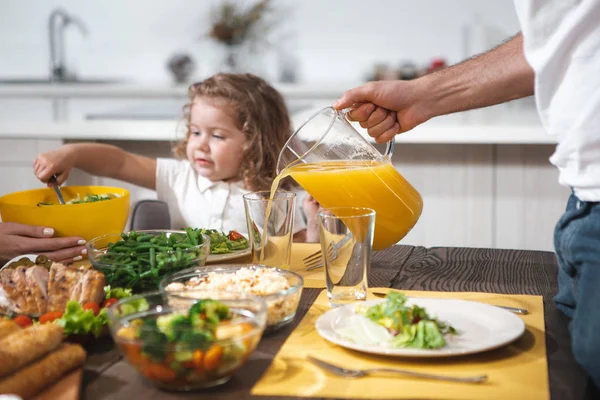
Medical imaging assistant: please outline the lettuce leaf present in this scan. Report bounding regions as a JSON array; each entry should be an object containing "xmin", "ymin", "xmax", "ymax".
[
  {"xmin": 359, "ymin": 291, "xmax": 457, "ymax": 349},
  {"xmin": 57, "ymin": 301, "xmax": 108, "ymax": 338},
  {"xmin": 104, "ymin": 286, "xmax": 132, "ymax": 299}
]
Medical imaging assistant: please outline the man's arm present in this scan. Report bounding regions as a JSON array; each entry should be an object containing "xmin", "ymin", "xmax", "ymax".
[{"xmin": 423, "ymin": 33, "xmax": 534, "ymax": 118}]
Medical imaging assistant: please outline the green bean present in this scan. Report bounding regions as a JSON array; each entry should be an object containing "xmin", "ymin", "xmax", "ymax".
[{"xmin": 98, "ymin": 228, "xmax": 212, "ymax": 292}]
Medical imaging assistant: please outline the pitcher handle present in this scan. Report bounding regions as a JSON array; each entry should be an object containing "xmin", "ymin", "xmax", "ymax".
[{"xmin": 339, "ymin": 107, "xmax": 396, "ymax": 160}]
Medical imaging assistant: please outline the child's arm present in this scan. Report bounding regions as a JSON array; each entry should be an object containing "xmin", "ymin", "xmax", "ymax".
[
  {"xmin": 302, "ymin": 195, "xmax": 321, "ymax": 243},
  {"xmin": 34, "ymin": 143, "xmax": 157, "ymax": 190}
]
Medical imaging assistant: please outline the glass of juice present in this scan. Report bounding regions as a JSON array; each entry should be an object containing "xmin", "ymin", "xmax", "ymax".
[
  {"xmin": 276, "ymin": 107, "xmax": 423, "ymax": 250},
  {"xmin": 243, "ymin": 190, "xmax": 296, "ymax": 269},
  {"xmin": 319, "ymin": 207, "xmax": 375, "ymax": 307}
]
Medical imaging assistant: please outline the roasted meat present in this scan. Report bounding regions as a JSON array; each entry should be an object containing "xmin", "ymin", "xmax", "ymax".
[
  {"xmin": 26, "ymin": 265, "xmax": 49, "ymax": 315},
  {"xmin": 0, "ymin": 261, "xmax": 106, "ymax": 316},
  {"xmin": 79, "ymin": 268, "xmax": 106, "ymax": 305},
  {"xmin": 0, "ymin": 268, "xmax": 27, "ymax": 313},
  {"xmin": 47, "ymin": 262, "xmax": 83, "ymax": 313}
]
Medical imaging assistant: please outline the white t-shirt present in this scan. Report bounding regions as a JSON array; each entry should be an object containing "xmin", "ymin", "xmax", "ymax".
[
  {"xmin": 514, "ymin": 0, "xmax": 600, "ymax": 201},
  {"xmin": 155, "ymin": 158, "xmax": 307, "ymax": 235}
]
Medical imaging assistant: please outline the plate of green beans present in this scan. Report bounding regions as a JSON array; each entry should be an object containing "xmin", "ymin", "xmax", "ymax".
[{"xmin": 86, "ymin": 229, "xmax": 210, "ymax": 293}]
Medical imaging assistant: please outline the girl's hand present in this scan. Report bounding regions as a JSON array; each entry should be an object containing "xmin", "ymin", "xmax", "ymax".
[
  {"xmin": 33, "ymin": 146, "xmax": 76, "ymax": 185},
  {"xmin": 303, "ymin": 195, "xmax": 322, "ymax": 243}
]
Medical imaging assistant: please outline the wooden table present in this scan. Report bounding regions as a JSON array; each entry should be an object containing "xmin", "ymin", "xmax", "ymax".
[{"xmin": 82, "ymin": 245, "xmax": 598, "ymax": 400}]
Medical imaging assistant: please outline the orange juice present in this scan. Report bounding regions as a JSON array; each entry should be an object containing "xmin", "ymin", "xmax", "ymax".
[{"xmin": 285, "ymin": 160, "xmax": 422, "ymax": 250}]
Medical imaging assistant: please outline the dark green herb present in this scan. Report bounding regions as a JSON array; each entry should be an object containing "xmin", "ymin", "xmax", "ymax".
[{"xmin": 139, "ymin": 318, "xmax": 169, "ymax": 362}]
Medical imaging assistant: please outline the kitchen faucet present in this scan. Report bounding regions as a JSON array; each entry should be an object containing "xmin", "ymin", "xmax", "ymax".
[{"xmin": 48, "ymin": 8, "xmax": 88, "ymax": 82}]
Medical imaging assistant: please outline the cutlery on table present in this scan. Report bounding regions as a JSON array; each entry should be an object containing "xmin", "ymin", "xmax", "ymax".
[
  {"xmin": 371, "ymin": 291, "xmax": 529, "ymax": 315},
  {"xmin": 307, "ymin": 356, "xmax": 488, "ymax": 383},
  {"xmin": 303, "ymin": 232, "xmax": 352, "ymax": 271},
  {"xmin": 48, "ymin": 175, "xmax": 65, "ymax": 205}
]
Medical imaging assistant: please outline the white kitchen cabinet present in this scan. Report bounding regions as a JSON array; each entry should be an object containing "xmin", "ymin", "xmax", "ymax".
[
  {"xmin": 495, "ymin": 145, "xmax": 569, "ymax": 251},
  {"xmin": 394, "ymin": 144, "xmax": 495, "ymax": 249},
  {"xmin": 0, "ymin": 138, "xmax": 63, "ymax": 197}
]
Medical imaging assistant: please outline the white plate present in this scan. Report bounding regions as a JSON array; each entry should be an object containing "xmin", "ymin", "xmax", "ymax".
[
  {"xmin": 315, "ymin": 297, "xmax": 526, "ymax": 358},
  {"xmin": 0, "ymin": 254, "xmax": 39, "ymax": 271},
  {"xmin": 206, "ymin": 248, "xmax": 251, "ymax": 263}
]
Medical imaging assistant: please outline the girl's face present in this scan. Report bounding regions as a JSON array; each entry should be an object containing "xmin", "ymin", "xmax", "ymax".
[{"xmin": 186, "ymin": 97, "xmax": 247, "ymax": 182}]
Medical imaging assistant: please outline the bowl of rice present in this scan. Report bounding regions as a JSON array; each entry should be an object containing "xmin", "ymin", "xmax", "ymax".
[{"xmin": 159, "ymin": 265, "xmax": 304, "ymax": 332}]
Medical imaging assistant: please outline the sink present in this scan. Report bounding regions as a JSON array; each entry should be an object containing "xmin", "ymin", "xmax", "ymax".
[{"xmin": 0, "ymin": 78, "xmax": 121, "ymax": 85}]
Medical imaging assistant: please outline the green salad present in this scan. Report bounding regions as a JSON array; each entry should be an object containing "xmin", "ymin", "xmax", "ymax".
[
  {"xmin": 355, "ymin": 292, "xmax": 457, "ymax": 349},
  {"xmin": 197, "ymin": 229, "xmax": 249, "ymax": 254},
  {"xmin": 37, "ymin": 193, "xmax": 119, "ymax": 206}
]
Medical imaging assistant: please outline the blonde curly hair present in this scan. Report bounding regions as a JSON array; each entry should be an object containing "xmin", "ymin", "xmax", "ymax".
[{"xmin": 174, "ymin": 73, "xmax": 292, "ymax": 191}]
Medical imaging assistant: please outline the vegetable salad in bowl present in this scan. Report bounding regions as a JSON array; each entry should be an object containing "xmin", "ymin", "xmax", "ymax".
[{"xmin": 108, "ymin": 291, "xmax": 266, "ymax": 390}]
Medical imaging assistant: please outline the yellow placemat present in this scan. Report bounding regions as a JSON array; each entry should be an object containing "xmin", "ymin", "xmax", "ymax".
[
  {"xmin": 289, "ymin": 243, "xmax": 326, "ymax": 289},
  {"xmin": 252, "ymin": 288, "xmax": 549, "ymax": 399}
]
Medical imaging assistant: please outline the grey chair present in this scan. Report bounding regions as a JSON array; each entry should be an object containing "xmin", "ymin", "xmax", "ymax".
[{"xmin": 129, "ymin": 200, "xmax": 171, "ymax": 231}]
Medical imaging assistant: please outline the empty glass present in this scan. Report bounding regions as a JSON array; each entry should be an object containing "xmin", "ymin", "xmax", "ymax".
[
  {"xmin": 243, "ymin": 191, "xmax": 296, "ymax": 269},
  {"xmin": 319, "ymin": 207, "xmax": 375, "ymax": 307}
]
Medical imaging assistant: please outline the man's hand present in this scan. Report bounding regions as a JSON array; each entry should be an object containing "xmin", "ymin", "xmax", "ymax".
[
  {"xmin": 0, "ymin": 223, "xmax": 86, "ymax": 265},
  {"xmin": 33, "ymin": 146, "xmax": 75, "ymax": 185},
  {"xmin": 333, "ymin": 80, "xmax": 431, "ymax": 143}
]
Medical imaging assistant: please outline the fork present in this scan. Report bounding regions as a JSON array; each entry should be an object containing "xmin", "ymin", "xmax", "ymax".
[
  {"xmin": 307, "ymin": 356, "xmax": 488, "ymax": 383},
  {"xmin": 303, "ymin": 233, "xmax": 353, "ymax": 271}
]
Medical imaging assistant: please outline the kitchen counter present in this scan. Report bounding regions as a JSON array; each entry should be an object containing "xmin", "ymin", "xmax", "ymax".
[
  {"xmin": 0, "ymin": 81, "xmax": 551, "ymax": 144},
  {"xmin": 0, "ymin": 103, "xmax": 551, "ymax": 144},
  {"xmin": 0, "ymin": 82, "xmax": 350, "ymax": 100}
]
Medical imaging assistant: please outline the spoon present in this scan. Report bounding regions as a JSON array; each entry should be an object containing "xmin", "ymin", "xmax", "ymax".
[{"xmin": 48, "ymin": 175, "xmax": 65, "ymax": 205}]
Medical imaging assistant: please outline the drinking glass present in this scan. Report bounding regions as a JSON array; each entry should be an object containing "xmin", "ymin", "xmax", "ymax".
[
  {"xmin": 243, "ymin": 191, "xmax": 296, "ymax": 269},
  {"xmin": 318, "ymin": 207, "xmax": 375, "ymax": 307}
]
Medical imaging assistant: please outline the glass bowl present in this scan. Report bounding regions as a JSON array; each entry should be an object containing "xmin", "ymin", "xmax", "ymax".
[
  {"xmin": 159, "ymin": 264, "xmax": 304, "ymax": 332},
  {"xmin": 107, "ymin": 291, "xmax": 267, "ymax": 391},
  {"xmin": 87, "ymin": 230, "xmax": 210, "ymax": 293}
]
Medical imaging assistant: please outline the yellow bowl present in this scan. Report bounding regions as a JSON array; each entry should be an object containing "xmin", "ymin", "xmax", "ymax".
[{"xmin": 0, "ymin": 185, "xmax": 130, "ymax": 241}]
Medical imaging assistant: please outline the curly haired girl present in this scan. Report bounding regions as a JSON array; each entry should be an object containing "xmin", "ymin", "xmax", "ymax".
[{"xmin": 34, "ymin": 73, "xmax": 308, "ymax": 239}]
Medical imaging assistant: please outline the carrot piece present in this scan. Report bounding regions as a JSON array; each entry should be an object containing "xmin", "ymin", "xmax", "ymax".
[
  {"xmin": 192, "ymin": 349, "xmax": 204, "ymax": 370},
  {"xmin": 203, "ymin": 344, "xmax": 223, "ymax": 371},
  {"xmin": 142, "ymin": 363, "xmax": 177, "ymax": 382}
]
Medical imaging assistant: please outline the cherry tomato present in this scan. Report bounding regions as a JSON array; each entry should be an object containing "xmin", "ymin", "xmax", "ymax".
[
  {"xmin": 83, "ymin": 302, "xmax": 101, "ymax": 316},
  {"xmin": 229, "ymin": 230, "xmax": 244, "ymax": 241},
  {"xmin": 102, "ymin": 298, "xmax": 119, "ymax": 309},
  {"xmin": 39, "ymin": 311, "xmax": 63, "ymax": 324},
  {"xmin": 13, "ymin": 315, "xmax": 33, "ymax": 328}
]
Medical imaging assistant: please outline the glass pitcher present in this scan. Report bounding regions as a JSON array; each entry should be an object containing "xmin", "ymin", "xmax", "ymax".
[{"xmin": 277, "ymin": 106, "xmax": 423, "ymax": 250}]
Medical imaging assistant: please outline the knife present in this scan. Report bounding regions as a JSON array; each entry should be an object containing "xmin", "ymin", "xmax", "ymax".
[{"xmin": 371, "ymin": 291, "xmax": 529, "ymax": 315}]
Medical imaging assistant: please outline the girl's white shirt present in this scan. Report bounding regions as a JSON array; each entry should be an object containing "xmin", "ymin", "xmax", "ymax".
[{"xmin": 155, "ymin": 158, "xmax": 307, "ymax": 235}]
